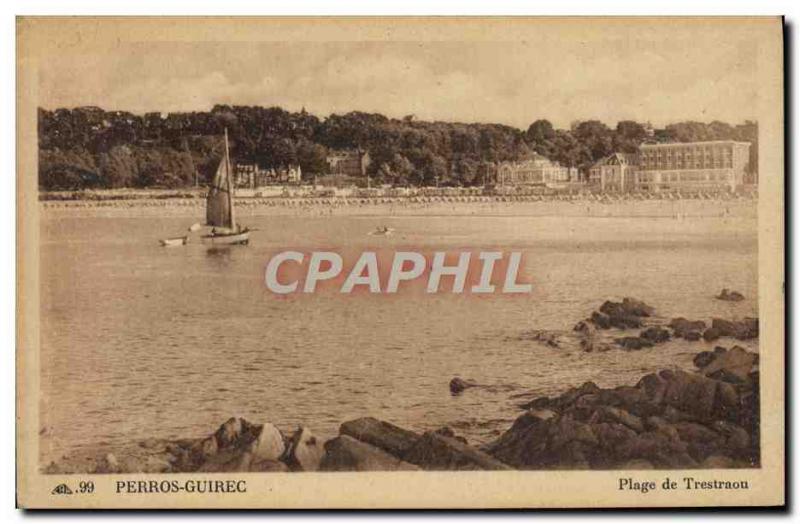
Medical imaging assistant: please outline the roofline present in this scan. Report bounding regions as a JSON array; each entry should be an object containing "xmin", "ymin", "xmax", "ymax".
[{"xmin": 639, "ymin": 140, "xmax": 752, "ymax": 148}]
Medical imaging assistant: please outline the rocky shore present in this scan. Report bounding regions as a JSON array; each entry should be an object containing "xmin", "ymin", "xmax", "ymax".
[{"xmin": 44, "ymin": 296, "xmax": 759, "ymax": 473}]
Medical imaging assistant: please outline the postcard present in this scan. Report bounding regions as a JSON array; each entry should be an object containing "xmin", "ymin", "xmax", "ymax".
[{"xmin": 16, "ymin": 16, "xmax": 784, "ymax": 508}]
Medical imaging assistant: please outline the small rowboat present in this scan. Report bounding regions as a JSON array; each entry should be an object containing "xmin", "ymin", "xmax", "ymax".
[
  {"xmin": 201, "ymin": 227, "xmax": 250, "ymax": 245},
  {"xmin": 160, "ymin": 236, "xmax": 188, "ymax": 247}
]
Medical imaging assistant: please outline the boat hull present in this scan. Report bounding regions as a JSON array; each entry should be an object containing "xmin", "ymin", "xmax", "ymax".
[
  {"xmin": 160, "ymin": 236, "xmax": 188, "ymax": 247},
  {"xmin": 201, "ymin": 229, "xmax": 250, "ymax": 245}
]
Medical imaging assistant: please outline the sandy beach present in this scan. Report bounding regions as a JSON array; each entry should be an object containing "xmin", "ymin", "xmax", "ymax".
[{"xmin": 40, "ymin": 194, "xmax": 758, "ymax": 220}]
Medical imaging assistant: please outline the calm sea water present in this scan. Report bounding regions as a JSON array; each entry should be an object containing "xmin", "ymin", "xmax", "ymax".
[{"xmin": 39, "ymin": 210, "xmax": 758, "ymax": 462}]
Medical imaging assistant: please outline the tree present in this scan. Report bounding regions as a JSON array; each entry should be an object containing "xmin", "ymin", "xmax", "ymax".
[
  {"xmin": 526, "ymin": 119, "xmax": 556, "ymax": 143},
  {"xmin": 36, "ymin": 105, "xmax": 759, "ymax": 190}
]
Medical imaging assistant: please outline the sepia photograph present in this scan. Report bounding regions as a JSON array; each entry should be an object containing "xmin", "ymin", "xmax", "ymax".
[{"xmin": 15, "ymin": 16, "xmax": 785, "ymax": 509}]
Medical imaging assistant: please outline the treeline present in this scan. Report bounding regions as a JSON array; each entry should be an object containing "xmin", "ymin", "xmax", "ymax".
[{"xmin": 37, "ymin": 105, "xmax": 758, "ymax": 190}]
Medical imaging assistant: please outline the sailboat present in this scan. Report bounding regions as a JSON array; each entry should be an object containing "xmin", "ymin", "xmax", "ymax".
[{"xmin": 201, "ymin": 128, "xmax": 250, "ymax": 246}]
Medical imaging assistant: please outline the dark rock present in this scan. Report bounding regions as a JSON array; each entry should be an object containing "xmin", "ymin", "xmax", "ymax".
[
  {"xmin": 593, "ymin": 422, "xmax": 638, "ymax": 450},
  {"xmin": 599, "ymin": 300, "xmax": 626, "ymax": 318},
  {"xmin": 484, "ymin": 410, "xmax": 557, "ymax": 467},
  {"xmin": 403, "ymin": 431, "xmax": 511, "ymax": 470},
  {"xmin": 549, "ymin": 416, "xmax": 600, "ymax": 449},
  {"xmin": 615, "ymin": 336, "xmax": 654, "ymax": 350},
  {"xmin": 708, "ymin": 369, "xmax": 747, "ymax": 385},
  {"xmin": 673, "ymin": 421, "xmax": 720, "ymax": 443},
  {"xmin": 590, "ymin": 311, "xmax": 611, "ymax": 329},
  {"xmin": 703, "ymin": 327, "xmax": 721, "ymax": 342},
  {"xmin": 622, "ymin": 297, "xmax": 656, "ymax": 317},
  {"xmin": 684, "ymin": 331, "xmax": 702, "ymax": 341},
  {"xmin": 741, "ymin": 317, "xmax": 759, "ymax": 339},
  {"xmin": 449, "ymin": 377, "xmax": 478, "ymax": 394},
  {"xmin": 197, "ymin": 448, "xmax": 251, "ymax": 473},
  {"xmin": 711, "ymin": 420, "xmax": 751, "ymax": 452},
  {"xmin": 600, "ymin": 298, "xmax": 655, "ymax": 318},
  {"xmin": 198, "ymin": 436, "xmax": 218, "ymax": 459},
  {"xmin": 701, "ymin": 455, "xmax": 735, "ymax": 468},
  {"xmin": 700, "ymin": 346, "xmax": 757, "ymax": 382},
  {"xmin": 489, "ymin": 414, "xmax": 599, "ymax": 469},
  {"xmin": 711, "ymin": 318, "xmax": 759, "ymax": 340},
  {"xmin": 433, "ymin": 426, "xmax": 468, "ymax": 444},
  {"xmin": 639, "ymin": 326, "xmax": 671, "ymax": 344},
  {"xmin": 553, "ymin": 381, "xmax": 601, "ymax": 410},
  {"xmin": 636, "ymin": 373, "xmax": 668, "ymax": 404},
  {"xmin": 214, "ymin": 417, "xmax": 243, "ymax": 448},
  {"xmin": 518, "ymin": 396, "xmax": 553, "ymax": 411},
  {"xmin": 621, "ymin": 459, "xmax": 655, "ymax": 469},
  {"xmin": 339, "ymin": 417, "xmax": 421, "ymax": 457},
  {"xmin": 693, "ymin": 351, "xmax": 717, "ymax": 369},
  {"xmin": 283, "ymin": 426, "xmax": 325, "ymax": 471},
  {"xmin": 612, "ymin": 430, "xmax": 691, "ymax": 468},
  {"xmin": 662, "ymin": 370, "xmax": 721, "ymax": 420},
  {"xmin": 609, "ymin": 314, "xmax": 643, "ymax": 329},
  {"xmin": 250, "ymin": 459, "xmax": 289, "ymax": 472},
  {"xmin": 596, "ymin": 406, "xmax": 645, "ymax": 433},
  {"xmin": 320, "ymin": 435, "xmax": 420, "ymax": 471},
  {"xmin": 668, "ymin": 317, "xmax": 707, "ymax": 338},
  {"xmin": 716, "ymin": 289, "xmax": 745, "ymax": 302},
  {"xmin": 661, "ymin": 405, "xmax": 696, "ymax": 424},
  {"xmin": 523, "ymin": 330, "xmax": 561, "ymax": 347}
]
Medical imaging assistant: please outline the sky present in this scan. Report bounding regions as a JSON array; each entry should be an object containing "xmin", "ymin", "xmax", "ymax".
[{"xmin": 36, "ymin": 30, "xmax": 759, "ymax": 130}]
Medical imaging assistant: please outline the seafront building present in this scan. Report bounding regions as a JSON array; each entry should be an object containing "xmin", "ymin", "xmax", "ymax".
[
  {"xmin": 326, "ymin": 149, "xmax": 371, "ymax": 177},
  {"xmin": 587, "ymin": 140, "xmax": 751, "ymax": 193},
  {"xmin": 496, "ymin": 155, "xmax": 579, "ymax": 189},
  {"xmin": 234, "ymin": 163, "xmax": 302, "ymax": 188},
  {"xmin": 635, "ymin": 141, "xmax": 751, "ymax": 193},
  {"xmin": 588, "ymin": 152, "xmax": 638, "ymax": 192}
]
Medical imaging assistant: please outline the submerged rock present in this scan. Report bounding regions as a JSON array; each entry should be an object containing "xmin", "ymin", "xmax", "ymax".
[
  {"xmin": 590, "ymin": 311, "xmax": 611, "ymax": 329},
  {"xmin": 668, "ymin": 318, "xmax": 706, "ymax": 339},
  {"xmin": 449, "ymin": 377, "xmax": 479, "ymax": 395},
  {"xmin": 615, "ymin": 336, "xmax": 654, "ymax": 350},
  {"xmin": 590, "ymin": 298, "xmax": 654, "ymax": 331},
  {"xmin": 639, "ymin": 326, "xmax": 671, "ymax": 344},
  {"xmin": 711, "ymin": 318, "xmax": 759, "ymax": 340}
]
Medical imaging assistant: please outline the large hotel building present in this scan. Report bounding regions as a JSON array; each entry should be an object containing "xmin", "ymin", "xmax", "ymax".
[{"xmin": 589, "ymin": 140, "xmax": 752, "ymax": 193}]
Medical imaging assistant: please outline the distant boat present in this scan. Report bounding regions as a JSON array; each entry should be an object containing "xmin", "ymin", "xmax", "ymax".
[
  {"xmin": 160, "ymin": 236, "xmax": 188, "ymax": 247},
  {"xmin": 201, "ymin": 128, "xmax": 250, "ymax": 246},
  {"xmin": 368, "ymin": 226, "xmax": 395, "ymax": 236}
]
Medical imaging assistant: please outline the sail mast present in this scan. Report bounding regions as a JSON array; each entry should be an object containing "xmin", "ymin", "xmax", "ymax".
[{"xmin": 224, "ymin": 128, "xmax": 236, "ymax": 230}]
